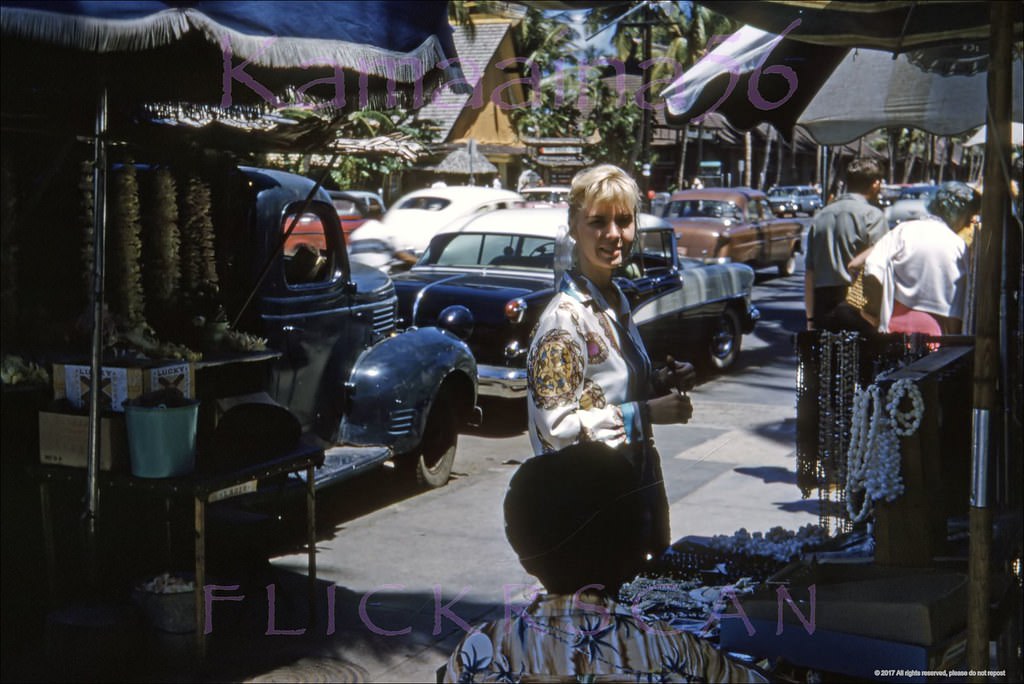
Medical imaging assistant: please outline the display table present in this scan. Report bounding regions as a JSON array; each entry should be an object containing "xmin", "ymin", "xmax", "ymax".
[{"xmin": 33, "ymin": 437, "xmax": 325, "ymax": 659}]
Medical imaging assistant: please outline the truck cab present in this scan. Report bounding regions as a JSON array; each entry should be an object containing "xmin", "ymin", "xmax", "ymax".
[{"xmin": 223, "ymin": 167, "xmax": 480, "ymax": 488}]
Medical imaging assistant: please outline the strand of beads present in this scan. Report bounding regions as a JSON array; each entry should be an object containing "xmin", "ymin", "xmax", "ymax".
[
  {"xmin": 887, "ymin": 378, "xmax": 924, "ymax": 437},
  {"xmin": 845, "ymin": 382, "xmax": 906, "ymax": 524}
]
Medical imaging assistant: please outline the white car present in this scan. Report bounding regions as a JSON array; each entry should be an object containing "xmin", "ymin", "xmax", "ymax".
[
  {"xmin": 520, "ymin": 185, "xmax": 570, "ymax": 207},
  {"xmin": 348, "ymin": 186, "xmax": 523, "ymax": 272}
]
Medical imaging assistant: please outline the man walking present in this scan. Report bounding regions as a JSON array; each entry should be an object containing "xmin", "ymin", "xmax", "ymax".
[{"xmin": 804, "ymin": 157, "xmax": 887, "ymax": 331}]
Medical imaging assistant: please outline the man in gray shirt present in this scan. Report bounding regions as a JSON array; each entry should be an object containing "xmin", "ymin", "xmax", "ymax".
[{"xmin": 804, "ymin": 158, "xmax": 887, "ymax": 331}]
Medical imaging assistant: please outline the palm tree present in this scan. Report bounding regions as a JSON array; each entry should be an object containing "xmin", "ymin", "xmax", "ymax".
[{"xmin": 583, "ymin": 2, "xmax": 737, "ymax": 182}]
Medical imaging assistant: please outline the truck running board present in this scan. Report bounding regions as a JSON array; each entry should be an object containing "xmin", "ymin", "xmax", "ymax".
[{"xmin": 292, "ymin": 445, "xmax": 393, "ymax": 490}]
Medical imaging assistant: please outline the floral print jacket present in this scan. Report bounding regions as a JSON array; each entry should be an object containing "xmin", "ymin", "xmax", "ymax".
[
  {"xmin": 527, "ymin": 271, "xmax": 654, "ymax": 456},
  {"xmin": 443, "ymin": 592, "xmax": 769, "ymax": 683}
]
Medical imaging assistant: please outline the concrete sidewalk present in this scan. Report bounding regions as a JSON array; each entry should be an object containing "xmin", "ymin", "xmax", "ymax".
[
  {"xmin": 237, "ymin": 398, "xmax": 820, "ymax": 684},
  {"xmin": 3, "ymin": 394, "xmax": 819, "ymax": 683}
]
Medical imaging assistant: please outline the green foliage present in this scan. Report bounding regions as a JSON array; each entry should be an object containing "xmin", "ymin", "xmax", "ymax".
[{"xmin": 510, "ymin": 2, "xmax": 736, "ymax": 173}]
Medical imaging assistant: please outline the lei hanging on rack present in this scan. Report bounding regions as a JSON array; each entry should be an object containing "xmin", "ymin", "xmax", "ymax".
[{"xmin": 845, "ymin": 378, "xmax": 924, "ymax": 523}]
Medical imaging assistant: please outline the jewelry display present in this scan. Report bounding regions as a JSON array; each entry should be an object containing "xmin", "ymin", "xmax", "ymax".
[
  {"xmin": 887, "ymin": 378, "xmax": 924, "ymax": 437},
  {"xmin": 845, "ymin": 381, "xmax": 908, "ymax": 524}
]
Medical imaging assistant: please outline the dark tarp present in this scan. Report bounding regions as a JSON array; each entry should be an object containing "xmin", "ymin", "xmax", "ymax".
[{"xmin": 1, "ymin": 1, "xmax": 467, "ymax": 149}]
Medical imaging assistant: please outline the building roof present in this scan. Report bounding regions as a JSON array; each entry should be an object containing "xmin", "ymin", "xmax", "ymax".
[{"xmin": 416, "ymin": 22, "xmax": 513, "ymax": 142}]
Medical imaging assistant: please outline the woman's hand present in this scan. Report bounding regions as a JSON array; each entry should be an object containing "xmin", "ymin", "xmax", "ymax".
[
  {"xmin": 647, "ymin": 391, "xmax": 693, "ymax": 425},
  {"xmin": 656, "ymin": 355, "xmax": 696, "ymax": 393}
]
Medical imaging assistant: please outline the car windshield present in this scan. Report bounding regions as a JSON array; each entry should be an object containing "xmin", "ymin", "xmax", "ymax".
[
  {"xmin": 768, "ymin": 188, "xmax": 797, "ymax": 197},
  {"xmin": 664, "ymin": 199, "xmax": 741, "ymax": 220},
  {"xmin": 397, "ymin": 196, "xmax": 452, "ymax": 211},
  {"xmin": 899, "ymin": 186, "xmax": 938, "ymax": 200},
  {"xmin": 522, "ymin": 189, "xmax": 568, "ymax": 204},
  {"xmin": 421, "ymin": 232, "xmax": 555, "ymax": 270}
]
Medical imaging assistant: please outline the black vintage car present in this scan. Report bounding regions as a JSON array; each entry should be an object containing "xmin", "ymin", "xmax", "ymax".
[
  {"xmin": 391, "ymin": 207, "xmax": 759, "ymax": 400},
  {"xmin": 223, "ymin": 167, "xmax": 480, "ymax": 487}
]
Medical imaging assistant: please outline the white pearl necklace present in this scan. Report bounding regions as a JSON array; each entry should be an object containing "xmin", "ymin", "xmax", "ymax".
[
  {"xmin": 887, "ymin": 378, "xmax": 924, "ymax": 437},
  {"xmin": 845, "ymin": 381, "xmax": 913, "ymax": 523}
]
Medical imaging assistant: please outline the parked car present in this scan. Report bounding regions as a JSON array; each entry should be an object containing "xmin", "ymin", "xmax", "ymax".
[
  {"xmin": 662, "ymin": 188, "xmax": 804, "ymax": 276},
  {"xmin": 391, "ymin": 208, "xmax": 759, "ymax": 400},
  {"xmin": 348, "ymin": 185, "xmax": 523, "ymax": 272},
  {"xmin": 885, "ymin": 184, "xmax": 939, "ymax": 228},
  {"xmin": 520, "ymin": 185, "xmax": 570, "ymax": 207},
  {"xmin": 766, "ymin": 185, "xmax": 822, "ymax": 217},
  {"xmin": 225, "ymin": 167, "xmax": 480, "ymax": 488},
  {"xmin": 877, "ymin": 183, "xmax": 907, "ymax": 209},
  {"xmin": 327, "ymin": 189, "xmax": 386, "ymax": 234}
]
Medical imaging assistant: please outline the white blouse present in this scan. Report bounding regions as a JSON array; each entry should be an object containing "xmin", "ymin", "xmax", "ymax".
[
  {"xmin": 527, "ymin": 272, "xmax": 651, "ymax": 455},
  {"xmin": 863, "ymin": 217, "xmax": 968, "ymax": 332}
]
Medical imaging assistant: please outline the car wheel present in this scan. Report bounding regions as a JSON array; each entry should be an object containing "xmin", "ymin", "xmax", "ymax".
[
  {"xmin": 705, "ymin": 307, "xmax": 742, "ymax": 371},
  {"xmin": 777, "ymin": 249, "xmax": 797, "ymax": 277},
  {"xmin": 403, "ymin": 387, "xmax": 458, "ymax": 488}
]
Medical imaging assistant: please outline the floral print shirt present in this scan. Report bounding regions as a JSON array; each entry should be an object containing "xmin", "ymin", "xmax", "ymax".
[
  {"xmin": 527, "ymin": 271, "xmax": 653, "ymax": 456},
  {"xmin": 443, "ymin": 592, "xmax": 769, "ymax": 683}
]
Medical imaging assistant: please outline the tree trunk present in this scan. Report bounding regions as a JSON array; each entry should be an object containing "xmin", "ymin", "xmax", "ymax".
[
  {"xmin": 743, "ymin": 131, "xmax": 752, "ymax": 187},
  {"xmin": 758, "ymin": 128, "xmax": 774, "ymax": 190},
  {"xmin": 902, "ymin": 155, "xmax": 916, "ymax": 184},
  {"xmin": 677, "ymin": 124, "xmax": 690, "ymax": 190},
  {"xmin": 776, "ymin": 134, "xmax": 784, "ymax": 187}
]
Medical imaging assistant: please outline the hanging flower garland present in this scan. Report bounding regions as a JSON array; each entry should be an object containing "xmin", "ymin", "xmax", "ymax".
[{"xmin": 844, "ymin": 379, "xmax": 924, "ymax": 524}]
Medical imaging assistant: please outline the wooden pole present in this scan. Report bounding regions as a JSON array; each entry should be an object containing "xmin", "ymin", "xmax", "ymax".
[{"xmin": 967, "ymin": 3, "xmax": 1013, "ymax": 677}]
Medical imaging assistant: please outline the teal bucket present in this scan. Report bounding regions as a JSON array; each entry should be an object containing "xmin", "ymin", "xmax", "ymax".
[{"xmin": 124, "ymin": 401, "xmax": 199, "ymax": 478}]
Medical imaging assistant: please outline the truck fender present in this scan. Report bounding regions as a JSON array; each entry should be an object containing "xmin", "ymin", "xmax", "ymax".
[{"xmin": 339, "ymin": 327, "xmax": 477, "ymax": 453}]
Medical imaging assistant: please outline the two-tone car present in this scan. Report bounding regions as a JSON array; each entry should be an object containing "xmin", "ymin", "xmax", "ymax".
[
  {"xmin": 662, "ymin": 187, "xmax": 804, "ymax": 276},
  {"xmin": 391, "ymin": 207, "xmax": 759, "ymax": 400}
]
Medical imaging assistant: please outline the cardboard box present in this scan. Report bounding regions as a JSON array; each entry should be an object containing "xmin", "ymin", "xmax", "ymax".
[
  {"xmin": 38, "ymin": 410, "xmax": 128, "ymax": 471},
  {"xmin": 737, "ymin": 563, "xmax": 967, "ymax": 646},
  {"xmin": 52, "ymin": 362, "xmax": 194, "ymax": 413},
  {"xmin": 721, "ymin": 619, "xmax": 966, "ymax": 682}
]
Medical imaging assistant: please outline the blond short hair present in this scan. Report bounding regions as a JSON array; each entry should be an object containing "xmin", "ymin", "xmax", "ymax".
[{"xmin": 568, "ymin": 164, "xmax": 640, "ymax": 226}]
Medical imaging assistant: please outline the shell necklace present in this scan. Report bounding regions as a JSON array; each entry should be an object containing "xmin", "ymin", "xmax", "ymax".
[{"xmin": 845, "ymin": 378, "xmax": 924, "ymax": 523}]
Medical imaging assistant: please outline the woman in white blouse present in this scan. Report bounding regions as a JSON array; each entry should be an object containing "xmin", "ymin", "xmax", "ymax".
[{"xmin": 526, "ymin": 164, "xmax": 696, "ymax": 560}]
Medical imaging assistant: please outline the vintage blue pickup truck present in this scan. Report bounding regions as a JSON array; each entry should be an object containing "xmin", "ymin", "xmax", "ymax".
[{"xmin": 223, "ymin": 167, "xmax": 480, "ymax": 488}]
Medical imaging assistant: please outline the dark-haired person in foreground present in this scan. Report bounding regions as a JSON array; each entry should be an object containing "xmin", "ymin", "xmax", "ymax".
[{"xmin": 443, "ymin": 442, "xmax": 769, "ymax": 683}]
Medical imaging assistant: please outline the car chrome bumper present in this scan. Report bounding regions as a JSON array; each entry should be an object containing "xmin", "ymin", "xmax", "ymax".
[
  {"xmin": 478, "ymin": 364, "xmax": 528, "ymax": 399},
  {"xmin": 744, "ymin": 305, "xmax": 760, "ymax": 333}
]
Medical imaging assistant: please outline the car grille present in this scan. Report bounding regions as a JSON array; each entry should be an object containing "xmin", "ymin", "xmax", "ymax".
[
  {"xmin": 371, "ymin": 300, "xmax": 396, "ymax": 335},
  {"xmin": 388, "ymin": 407, "xmax": 416, "ymax": 436}
]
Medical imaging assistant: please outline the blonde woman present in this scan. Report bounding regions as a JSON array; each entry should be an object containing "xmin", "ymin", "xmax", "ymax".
[{"xmin": 526, "ymin": 164, "xmax": 696, "ymax": 561}]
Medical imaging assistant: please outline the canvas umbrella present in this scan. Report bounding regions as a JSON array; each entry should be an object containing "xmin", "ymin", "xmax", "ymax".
[
  {"xmin": 681, "ymin": 3, "xmax": 1022, "ymax": 675},
  {"xmin": 1, "ymin": 0, "xmax": 467, "ymax": 586},
  {"xmin": 964, "ymin": 122, "xmax": 1024, "ymax": 147},
  {"xmin": 660, "ymin": 25, "xmax": 1023, "ymax": 145},
  {"xmin": 432, "ymin": 140, "xmax": 498, "ymax": 184}
]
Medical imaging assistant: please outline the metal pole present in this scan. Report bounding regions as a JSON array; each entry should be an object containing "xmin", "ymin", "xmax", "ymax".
[
  {"xmin": 85, "ymin": 87, "xmax": 108, "ymax": 587},
  {"xmin": 967, "ymin": 3, "xmax": 1013, "ymax": 677},
  {"xmin": 639, "ymin": 3, "xmax": 653, "ymax": 209}
]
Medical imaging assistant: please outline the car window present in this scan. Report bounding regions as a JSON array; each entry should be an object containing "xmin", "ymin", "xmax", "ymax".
[
  {"xmin": 282, "ymin": 210, "xmax": 333, "ymax": 286},
  {"xmin": 753, "ymin": 199, "xmax": 771, "ymax": 220},
  {"xmin": 332, "ymin": 198, "xmax": 359, "ymax": 215},
  {"xmin": 899, "ymin": 187, "xmax": 937, "ymax": 200},
  {"xmin": 398, "ymin": 196, "xmax": 451, "ymax": 211},
  {"xmin": 666, "ymin": 199, "xmax": 738, "ymax": 219},
  {"xmin": 427, "ymin": 232, "xmax": 555, "ymax": 269},
  {"xmin": 479, "ymin": 233, "xmax": 517, "ymax": 265},
  {"xmin": 433, "ymin": 233, "xmax": 484, "ymax": 266}
]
